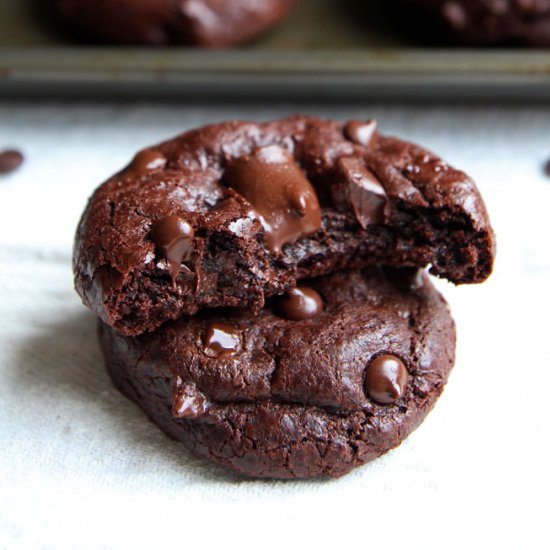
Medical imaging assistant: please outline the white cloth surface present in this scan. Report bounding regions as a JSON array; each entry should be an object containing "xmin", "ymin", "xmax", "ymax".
[{"xmin": 0, "ymin": 102, "xmax": 549, "ymax": 550}]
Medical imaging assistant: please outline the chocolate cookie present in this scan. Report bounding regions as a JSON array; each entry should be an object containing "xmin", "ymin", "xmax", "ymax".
[
  {"xmin": 74, "ymin": 116, "xmax": 495, "ymax": 336},
  {"xmin": 56, "ymin": 0, "xmax": 296, "ymax": 47},
  {"xmin": 401, "ymin": 0, "xmax": 550, "ymax": 45},
  {"xmin": 100, "ymin": 267, "xmax": 456, "ymax": 479}
]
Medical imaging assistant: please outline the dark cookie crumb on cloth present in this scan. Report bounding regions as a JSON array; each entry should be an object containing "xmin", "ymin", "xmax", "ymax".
[{"xmin": 0, "ymin": 150, "xmax": 24, "ymax": 174}]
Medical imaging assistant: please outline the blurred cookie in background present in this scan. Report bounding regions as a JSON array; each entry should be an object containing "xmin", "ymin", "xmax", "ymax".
[
  {"xmin": 400, "ymin": 0, "xmax": 550, "ymax": 46},
  {"xmin": 55, "ymin": 0, "xmax": 297, "ymax": 47}
]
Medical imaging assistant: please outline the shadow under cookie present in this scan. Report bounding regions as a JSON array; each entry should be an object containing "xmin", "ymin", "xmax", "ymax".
[{"xmin": 11, "ymin": 309, "xmax": 244, "ymax": 484}]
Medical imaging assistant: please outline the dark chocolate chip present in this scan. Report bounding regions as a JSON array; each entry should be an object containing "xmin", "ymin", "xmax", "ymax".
[
  {"xmin": 365, "ymin": 354, "xmax": 409, "ymax": 405},
  {"xmin": 383, "ymin": 266, "xmax": 424, "ymax": 290},
  {"xmin": 128, "ymin": 149, "xmax": 166, "ymax": 176},
  {"xmin": 203, "ymin": 322, "xmax": 241, "ymax": 358},
  {"xmin": 173, "ymin": 378, "xmax": 207, "ymax": 419},
  {"xmin": 225, "ymin": 145, "xmax": 322, "ymax": 254},
  {"xmin": 544, "ymin": 158, "xmax": 550, "ymax": 177},
  {"xmin": 150, "ymin": 215, "xmax": 195, "ymax": 286},
  {"xmin": 0, "ymin": 150, "xmax": 24, "ymax": 174},
  {"xmin": 337, "ymin": 157, "xmax": 386, "ymax": 228},
  {"xmin": 274, "ymin": 287, "xmax": 324, "ymax": 321},
  {"xmin": 344, "ymin": 120, "xmax": 378, "ymax": 147}
]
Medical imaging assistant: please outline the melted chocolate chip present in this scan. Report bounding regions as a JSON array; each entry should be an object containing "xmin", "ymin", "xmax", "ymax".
[
  {"xmin": 128, "ymin": 149, "xmax": 166, "ymax": 176},
  {"xmin": 383, "ymin": 266, "xmax": 424, "ymax": 290},
  {"xmin": 150, "ymin": 215, "xmax": 195, "ymax": 286},
  {"xmin": 365, "ymin": 355, "xmax": 409, "ymax": 405},
  {"xmin": 225, "ymin": 145, "xmax": 322, "ymax": 254},
  {"xmin": 0, "ymin": 150, "xmax": 24, "ymax": 174},
  {"xmin": 173, "ymin": 378, "xmax": 207, "ymax": 419},
  {"xmin": 337, "ymin": 157, "xmax": 386, "ymax": 228},
  {"xmin": 274, "ymin": 287, "xmax": 324, "ymax": 321},
  {"xmin": 203, "ymin": 322, "xmax": 241, "ymax": 358},
  {"xmin": 344, "ymin": 120, "xmax": 378, "ymax": 147}
]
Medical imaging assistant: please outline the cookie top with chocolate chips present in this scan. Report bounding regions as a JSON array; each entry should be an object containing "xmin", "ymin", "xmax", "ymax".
[
  {"xmin": 74, "ymin": 115, "xmax": 495, "ymax": 336},
  {"xmin": 100, "ymin": 267, "xmax": 457, "ymax": 478},
  {"xmin": 137, "ymin": 268, "xmax": 441, "ymax": 416},
  {"xmin": 56, "ymin": 0, "xmax": 297, "ymax": 47}
]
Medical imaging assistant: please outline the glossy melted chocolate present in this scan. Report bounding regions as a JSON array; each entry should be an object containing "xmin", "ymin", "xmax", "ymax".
[
  {"xmin": 274, "ymin": 287, "xmax": 324, "ymax": 321},
  {"xmin": 150, "ymin": 215, "xmax": 195, "ymax": 286},
  {"xmin": 365, "ymin": 354, "xmax": 409, "ymax": 404},
  {"xmin": 225, "ymin": 145, "xmax": 322, "ymax": 254}
]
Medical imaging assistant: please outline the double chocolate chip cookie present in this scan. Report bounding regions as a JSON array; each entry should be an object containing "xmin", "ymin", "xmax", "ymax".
[
  {"xmin": 56, "ymin": 0, "xmax": 296, "ymax": 47},
  {"xmin": 101, "ymin": 268, "xmax": 455, "ymax": 479},
  {"xmin": 74, "ymin": 116, "xmax": 494, "ymax": 337},
  {"xmin": 74, "ymin": 116, "xmax": 495, "ymax": 479},
  {"xmin": 402, "ymin": 0, "xmax": 550, "ymax": 46}
]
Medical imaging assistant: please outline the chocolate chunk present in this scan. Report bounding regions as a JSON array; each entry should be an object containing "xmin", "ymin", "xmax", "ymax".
[
  {"xmin": 344, "ymin": 120, "xmax": 378, "ymax": 147},
  {"xmin": 0, "ymin": 150, "xmax": 24, "ymax": 174},
  {"xmin": 337, "ymin": 157, "xmax": 386, "ymax": 228},
  {"xmin": 127, "ymin": 149, "xmax": 166, "ymax": 176},
  {"xmin": 203, "ymin": 322, "xmax": 241, "ymax": 358},
  {"xmin": 365, "ymin": 354, "xmax": 409, "ymax": 404},
  {"xmin": 150, "ymin": 215, "xmax": 194, "ymax": 286},
  {"xmin": 225, "ymin": 145, "xmax": 322, "ymax": 254},
  {"xmin": 173, "ymin": 378, "xmax": 207, "ymax": 419},
  {"xmin": 383, "ymin": 266, "xmax": 424, "ymax": 290},
  {"xmin": 274, "ymin": 287, "xmax": 324, "ymax": 321}
]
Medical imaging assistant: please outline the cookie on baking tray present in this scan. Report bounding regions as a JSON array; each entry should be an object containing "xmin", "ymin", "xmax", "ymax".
[
  {"xmin": 400, "ymin": 0, "xmax": 550, "ymax": 46},
  {"xmin": 56, "ymin": 0, "xmax": 297, "ymax": 47}
]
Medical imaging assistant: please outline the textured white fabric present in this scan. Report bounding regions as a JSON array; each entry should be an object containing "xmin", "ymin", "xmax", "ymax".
[{"xmin": 0, "ymin": 103, "xmax": 548, "ymax": 550}]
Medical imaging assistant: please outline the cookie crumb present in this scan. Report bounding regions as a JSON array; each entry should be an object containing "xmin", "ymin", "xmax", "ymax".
[{"xmin": 0, "ymin": 149, "xmax": 24, "ymax": 174}]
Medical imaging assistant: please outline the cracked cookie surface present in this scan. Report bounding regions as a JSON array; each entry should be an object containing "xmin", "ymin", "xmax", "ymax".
[
  {"xmin": 100, "ymin": 267, "xmax": 456, "ymax": 479},
  {"xmin": 74, "ymin": 116, "xmax": 494, "ymax": 336}
]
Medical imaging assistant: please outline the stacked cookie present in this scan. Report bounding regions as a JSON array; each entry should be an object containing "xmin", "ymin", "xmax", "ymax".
[{"xmin": 73, "ymin": 116, "xmax": 495, "ymax": 478}]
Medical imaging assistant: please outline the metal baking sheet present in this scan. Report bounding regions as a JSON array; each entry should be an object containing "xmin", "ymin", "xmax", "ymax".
[{"xmin": 1, "ymin": 0, "xmax": 550, "ymax": 100}]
